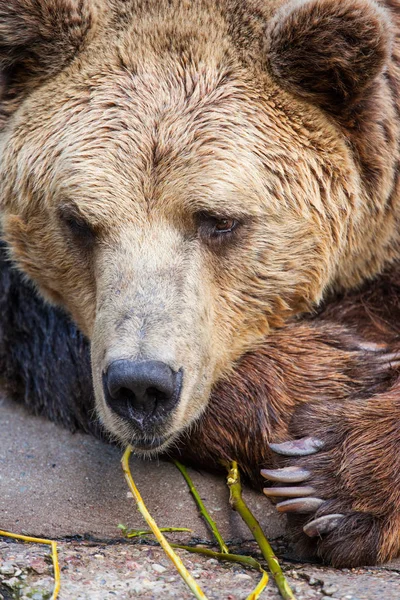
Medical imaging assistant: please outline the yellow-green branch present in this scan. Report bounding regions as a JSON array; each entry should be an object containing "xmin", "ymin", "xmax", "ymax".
[
  {"xmin": 119, "ymin": 524, "xmax": 191, "ymax": 538},
  {"xmin": 170, "ymin": 543, "xmax": 262, "ymax": 570},
  {"xmin": 0, "ymin": 529, "xmax": 60, "ymax": 600},
  {"xmin": 170, "ymin": 544, "xmax": 269, "ymax": 600},
  {"xmin": 247, "ymin": 571, "xmax": 269, "ymax": 600},
  {"xmin": 174, "ymin": 460, "xmax": 269, "ymax": 599},
  {"xmin": 174, "ymin": 460, "xmax": 229, "ymax": 554},
  {"xmin": 226, "ymin": 461, "xmax": 296, "ymax": 600},
  {"xmin": 122, "ymin": 446, "xmax": 208, "ymax": 599}
]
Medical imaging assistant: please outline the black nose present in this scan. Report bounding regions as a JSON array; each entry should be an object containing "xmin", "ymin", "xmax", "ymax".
[{"xmin": 103, "ymin": 359, "xmax": 182, "ymax": 426}]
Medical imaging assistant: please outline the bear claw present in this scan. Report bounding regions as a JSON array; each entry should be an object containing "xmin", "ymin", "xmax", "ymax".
[
  {"xmin": 276, "ymin": 497, "xmax": 324, "ymax": 513},
  {"xmin": 268, "ymin": 436, "xmax": 324, "ymax": 456},
  {"xmin": 263, "ymin": 485, "xmax": 316, "ymax": 498},
  {"xmin": 261, "ymin": 466, "xmax": 311, "ymax": 483},
  {"xmin": 303, "ymin": 514, "xmax": 345, "ymax": 537}
]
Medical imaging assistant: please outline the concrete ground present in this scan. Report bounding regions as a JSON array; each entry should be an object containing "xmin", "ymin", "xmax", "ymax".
[{"xmin": 1, "ymin": 397, "xmax": 400, "ymax": 599}]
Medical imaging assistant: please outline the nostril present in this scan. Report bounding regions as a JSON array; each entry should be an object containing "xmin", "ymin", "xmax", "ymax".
[
  {"xmin": 113, "ymin": 386, "xmax": 136, "ymax": 403},
  {"xmin": 147, "ymin": 386, "xmax": 168, "ymax": 403}
]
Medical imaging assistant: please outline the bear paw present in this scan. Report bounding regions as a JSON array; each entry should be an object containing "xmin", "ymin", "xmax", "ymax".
[{"xmin": 261, "ymin": 394, "xmax": 400, "ymax": 567}]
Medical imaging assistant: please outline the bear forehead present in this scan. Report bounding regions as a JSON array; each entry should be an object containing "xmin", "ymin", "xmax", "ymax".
[
  {"xmin": 10, "ymin": 0, "xmax": 341, "ymax": 158},
  {"xmin": 2, "ymin": 0, "xmax": 354, "ymax": 224},
  {"xmin": 11, "ymin": 69, "xmax": 340, "ymax": 227}
]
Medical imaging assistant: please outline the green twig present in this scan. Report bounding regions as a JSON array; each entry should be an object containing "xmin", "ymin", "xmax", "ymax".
[
  {"xmin": 119, "ymin": 524, "xmax": 191, "ymax": 538},
  {"xmin": 122, "ymin": 447, "xmax": 208, "ymax": 599},
  {"xmin": 171, "ymin": 544, "xmax": 264, "ymax": 570},
  {"xmin": 174, "ymin": 460, "xmax": 230, "ymax": 554},
  {"xmin": 226, "ymin": 461, "xmax": 296, "ymax": 600},
  {"xmin": 174, "ymin": 460, "xmax": 269, "ymax": 599},
  {"xmin": 171, "ymin": 544, "xmax": 269, "ymax": 600}
]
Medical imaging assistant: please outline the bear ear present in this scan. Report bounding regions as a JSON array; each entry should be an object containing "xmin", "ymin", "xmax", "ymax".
[
  {"xmin": 265, "ymin": 0, "xmax": 392, "ymax": 116},
  {"xmin": 0, "ymin": 0, "xmax": 94, "ymax": 106}
]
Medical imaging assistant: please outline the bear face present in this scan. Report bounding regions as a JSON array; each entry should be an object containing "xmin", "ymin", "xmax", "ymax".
[{"xmin": 0, "ymin": 0, "xmax": 398, "ymax": 452}]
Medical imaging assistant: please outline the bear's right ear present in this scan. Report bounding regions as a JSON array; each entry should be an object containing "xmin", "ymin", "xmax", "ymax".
[
  {"xmin": 265, "ymin": 0, "xmax": 392, "ymax": 116},
  {"xmin": 0, "ymin": 0, "xmax": 95, "ymax": 111}
]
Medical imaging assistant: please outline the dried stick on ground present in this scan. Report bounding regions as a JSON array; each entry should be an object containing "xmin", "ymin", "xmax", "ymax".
[
  {"xmin": 226, "ymin": 461, "xmax": 296, "ymax": 600},
  {"xmin": 0, "ymin": 529, "xmax": 60, "ymax": 600},
  {"xmin": 121, "ymin": 446, "xmax": 208, "ymax": 600},
  {"xmin": 174, "ymin": 460, "xmax": 269, "ymax": 600}
]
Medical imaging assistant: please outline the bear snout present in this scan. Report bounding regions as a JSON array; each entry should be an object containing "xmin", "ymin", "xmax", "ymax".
[{"xmin": 102, "ymin": 359, "xmax": 183, "ymax": 437}]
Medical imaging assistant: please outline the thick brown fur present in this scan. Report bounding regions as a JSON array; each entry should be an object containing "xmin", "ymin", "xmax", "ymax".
[
  {"xmin": 2, "ymin": 246, "xmax": 400, "ymax": 568},
  {"xmin": 3, "ymin": 240, "xmax": 400, "ymax": 566},
  {"xmin": 174, "ymin": 268, "xmax": 400, "ymax": 567},
  {"xmin": 2, "ymin": 0, "xmax": 400, "ymax": 448},
  {"xmin": 2, "ymin": 0, "xmax": 400, "ymax": 568}
]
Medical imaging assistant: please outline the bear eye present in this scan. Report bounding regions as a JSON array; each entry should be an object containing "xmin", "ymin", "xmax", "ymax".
[
  {"xmin": 196, "ymin": 212, "xmax": 239, "ymax": 239},
  {"xmin": 214, "ymin": 217, "xmax": 237, "ymax": 233},
  {"xmin": 58, "ymin": 205, "xmax": 96, "ymax": 248}
]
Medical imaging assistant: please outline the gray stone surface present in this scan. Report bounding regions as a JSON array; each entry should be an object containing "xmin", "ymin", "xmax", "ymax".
[
  {"xmin": 2, "ymin": 397, "xmax": 400, "ymax": 600},
  {"xmin": 0, "ymin": 397, "xmax": 284, "ymax": 542},
  {"xmin": 2, "ymin": 540, "xmax": 400, "ymax": 600}
]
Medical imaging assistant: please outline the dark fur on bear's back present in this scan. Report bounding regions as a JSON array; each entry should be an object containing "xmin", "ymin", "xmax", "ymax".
[
  {"xmin": 0, "ymin": 241, "xmax": 97, "ymax": 435},
  {"xmin": 3, "ymin": 237, "xmax": 400, "ymax": 566}
]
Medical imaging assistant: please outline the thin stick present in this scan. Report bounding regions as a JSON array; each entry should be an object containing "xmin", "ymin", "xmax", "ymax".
[
  {"xmin": 119, "ymin": 525, "xmax": 191, "ymax": 538},
  {"xmin": 174, "ymin": 460, "xmax": 229, "ymax": 554},
  {"xmin": 170, "ymin": 543, "xmax": 263, "ymax": 570},
  {"xmin": 51, "ymin": 541, "xmax": 61, "ymax": 599},
  {"xmin": 0, "ymin": 529, "xmax": 60, "ymax": 600},
  {"xmin": 226, "ymin": 462, "xmax": 296, "ymax": 600},
  {"xmin": 121, "ymin": 446, "xmax": 208, "ymax": 600},
  {"xmin": 171, "ymin": 544, "xmax": 269, "ymax": 600},
  {"xmin": 246, "ymin": 571, "xmax": 269, "ymax": 600},
  {"xmin": 172, "ymin": 462, "xmax": 269, "ymax": 599}
]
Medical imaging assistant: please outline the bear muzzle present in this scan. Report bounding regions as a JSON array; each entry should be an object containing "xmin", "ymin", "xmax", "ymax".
[{"xmin": 102, "ymin": 358, "xmax": 183, "ymax": 445}]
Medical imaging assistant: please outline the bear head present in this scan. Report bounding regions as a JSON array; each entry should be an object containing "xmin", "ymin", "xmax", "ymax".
[{"xmin": 0, "ymin": 0, "xmax": 397, "ymax": 451}]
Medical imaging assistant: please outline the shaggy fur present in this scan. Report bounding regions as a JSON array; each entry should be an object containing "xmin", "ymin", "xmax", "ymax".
[
  {"xmin": 1, "ymin": 0, "xmax": 400, "ymax": 449},
  {"xmin": 2, "ymin": 0, "xmax": 400, "ymax": 568},
  {"xmin": 2, "ymin": 240, "xmax": 400, "ymax": 567}
]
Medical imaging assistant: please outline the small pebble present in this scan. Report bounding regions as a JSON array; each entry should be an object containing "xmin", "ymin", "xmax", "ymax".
[
  {"xmin": 235, "ymin": 573, "xmax": 252, "ymax": 580},
  {"xmin": 191, "ymin": 570, "xmax": 202, "ymax": 579},
  {"xmin": 322, "ymin": 583, "xmax": 339, "ymax": 595},
  {"xmin": 151, "ymin": 563, "xmax": 167, "ymax": 574},
  {"xmin": 308, "ymin": 576, "xmax": 317, "ymax": 585},
  {"xmin": 0, "ymin": 563, "xmax": 15, "ymax": 576},
  {"xmin": 3, "ymin": 577, "xmax": 19, "ymax": 589}
]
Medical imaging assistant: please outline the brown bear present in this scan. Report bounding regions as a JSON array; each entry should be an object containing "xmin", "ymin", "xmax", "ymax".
[{"xmin": 1, "ymin": 0, "xmax": 400, "ymax": 568}]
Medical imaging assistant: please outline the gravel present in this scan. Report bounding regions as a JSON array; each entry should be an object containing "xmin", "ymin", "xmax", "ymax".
[{"xmin": 2, "ymin": 540, "xmax": 400, "ymax": 600}]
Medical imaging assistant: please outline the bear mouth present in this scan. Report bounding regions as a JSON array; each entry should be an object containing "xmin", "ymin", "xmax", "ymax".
[{"xmin": 131, "ymin": 433, "xmax": 174, "ymax": 452}]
